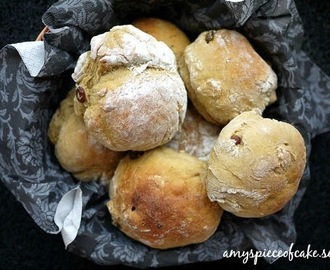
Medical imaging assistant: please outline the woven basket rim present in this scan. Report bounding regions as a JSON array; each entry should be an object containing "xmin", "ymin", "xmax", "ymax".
[{"xmin": 36, "ymin": 26, "xmax": 49, "ymax": 41}]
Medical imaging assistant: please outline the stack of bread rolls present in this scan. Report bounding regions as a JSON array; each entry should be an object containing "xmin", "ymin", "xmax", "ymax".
[{"xmin": 48, "ymin": 18, "xmax": 306, "ymax": 249}]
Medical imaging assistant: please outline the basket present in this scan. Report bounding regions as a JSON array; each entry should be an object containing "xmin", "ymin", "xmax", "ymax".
[
  {"xmin": 1, "ymin": 0, "xmax": 330, "ymax": 268},
  {"xmin": 36, "ymin": 26, "xmax": 49, "ymax": 41}
]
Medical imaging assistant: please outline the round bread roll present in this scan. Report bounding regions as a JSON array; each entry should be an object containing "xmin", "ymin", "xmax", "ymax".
[
  {"xmin": 206, "ymin": 111, "xmax": 307, "ymax": 218},
  {"xmin": 132, "ymin": 17, "xmax": 190, "ymax": 61},
  {"xmin": 166, "ymin": 102, "xmax": 222, "ymax": 160},
  {"xmin": 48, "ymin": 89, "xmax": 124, "ymax": 182},
  {"xmin": 48, "ymin": 88, "xmax": 76, "ymax": 145},
  {"xmin": 107, "ymin": 147, "xmax": 223, "ymax": 249},
  {"xmin": 72, "ymin": 25, "xmax": 187, "ymax": 152},
  {"xmin": 180, "ymin": 29, "xmax": 278, "ymax": 126}
]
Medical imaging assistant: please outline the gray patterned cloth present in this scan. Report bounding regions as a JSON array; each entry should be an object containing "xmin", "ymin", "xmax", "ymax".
[{"xmin": 0, "ymin": 0, "xmax": 329, "ymax": 267}]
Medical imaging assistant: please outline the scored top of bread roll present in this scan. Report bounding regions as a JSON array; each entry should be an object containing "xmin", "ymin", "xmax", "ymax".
[
  {"xmin": 107, "ymin": 147, "xmax": 223, "ymax": 249},
  {"xmin": 72, "ymin": 25, "xmax": 187, "ymax": 152},
  {"xmin": 206, "ymin": 111, "xmax": 306, "ymax": 218},
  {"xmin": 180, "ymin": 29, "xmax": 278, "ymax": 126}
]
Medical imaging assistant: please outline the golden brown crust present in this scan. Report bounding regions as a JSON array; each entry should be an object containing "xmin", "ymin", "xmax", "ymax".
[
  {"xmin": 132, "ymin": 17, "xmax": 190, "ymax": 61},
  {"xmin": 107, "ymin": 147, "xmax": 223, "ymax": 249},
  {"xmin": 206, "ymin": 111, "xmax": 307, "ymax": 217},
  {"xmin": 55, "ymin": 113, "xmax": 124, "ymax": 182},
  {"xmin": 48, "ymin": 88, "xmax": 75, "ymax": 145},
  {"xmin": 180, "ymin": 29, "xmax": 278, "ymax": 126}
]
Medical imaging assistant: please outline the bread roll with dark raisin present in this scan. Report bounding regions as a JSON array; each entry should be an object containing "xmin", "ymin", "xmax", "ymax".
[
  {"xmin": 206, "ymin": 111, "xmax": 306, "ymax": 218},
  {"xmin": 48, "ymin": 89, "xmax": 124, "ymax": 182},
  {"xmin": 72, "ymin": 25, "xmax": 187, "ymax": 152},
  {"xmin": 180, "ymin": 29, "xmax": 277, "ymax": 126}
]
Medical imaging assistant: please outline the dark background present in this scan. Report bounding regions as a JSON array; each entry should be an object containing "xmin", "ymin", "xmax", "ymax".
[{"xmin": 0, "ymin": 0, "xmax": 329, "ymax": 269}]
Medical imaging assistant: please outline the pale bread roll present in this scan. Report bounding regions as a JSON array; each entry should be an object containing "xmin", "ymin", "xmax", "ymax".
[
  {"xmin": 166, "ymin": 102, "xmax": 222, "ymax": 160},
  {"xmin": 180, "ymin": 29, "xmax": 278, "ymax": 126},
  {"xmin": 107, "ymin": 147, "xmax": 223, "ymax": 249},
  {"xmin": 48, "ymin": 89, "xmax": 124, "ymax": 182},
  {"xmin": 72, "ymin": 25, "xmax": 187, "ymax": 151},
  {"xmin": 206, "ymin": 111, "xmax": 306, "ymax": 218}
]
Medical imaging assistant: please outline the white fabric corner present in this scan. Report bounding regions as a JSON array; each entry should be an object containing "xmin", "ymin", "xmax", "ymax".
[
  {"xmin": 12, "ymin": 41, "xmax": 45, "ymax": 77},
  {"xmin": 54, "ymin": 186, "xmax": 83, "ymax": 248}
]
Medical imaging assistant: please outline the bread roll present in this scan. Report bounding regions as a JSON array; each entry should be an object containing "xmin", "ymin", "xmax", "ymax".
[
  {"xmin": 206, "ymin": 111, "xmax": 306, "ymax": 218},
  {"xmin": 166, "ymin": 102, "xmax": 222, "ymax": 160},
  {"xmin": 72, "ymin": 25, "xmax": 187, "ymax": 151},
  {"xmin": 48, "ymin": 88, "xmax": 76, "ymax": 145},
  {"xmin": 107, "ymin": 147, "xmax": 223, "ymax": 249},
  {"xmin": 48, "ymin": 89, "xmax": 124, "ymax": 182},
  {"xmin": 132, "ymin": 17, "xmax": 190, "ymax": 61},
  {"xmin": 180, "ymin": 29, "xmax": 277, "ymax": 126}
]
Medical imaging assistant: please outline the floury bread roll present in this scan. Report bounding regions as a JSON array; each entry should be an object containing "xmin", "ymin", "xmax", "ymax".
[
  {"xmin": 180, "ymin": 29, "xmax": 278, "ymax": 126},
  {"xmin": 107, "ymin": 147, "xmax": 223, "ymax": 249},
  {"xmin": 132, "ymin": 17, "xmax": 190, "ymax": 61},
  {"xmin": 48, "ymin": 89, "xmax": 124, "ymax": 182},
  {"xmin": 72, "ymin": 25, "xmax": 187, "ymax": 151},
  {"xmin": 206, "ymin": 111, "xmax": 306, "ymax": 218},
  {"xmin": 166, "ymin": 103, "xmax": 222, "ymax": 160}
]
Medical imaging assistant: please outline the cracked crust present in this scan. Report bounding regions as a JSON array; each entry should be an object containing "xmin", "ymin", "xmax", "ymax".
[
  {"xmin": 206, "ymin": 111, "xmax": 306, "ymax": 218},
  {"xmin": 71, "ymin": 25, "xmax": 187, "ymax": 151},
  {"xmin": 180, "ymin": 29, "xmax": 278, "ymax": 126}
]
